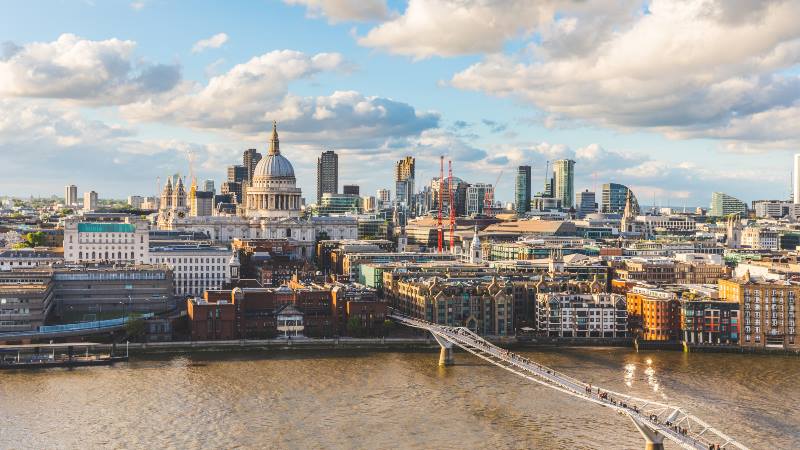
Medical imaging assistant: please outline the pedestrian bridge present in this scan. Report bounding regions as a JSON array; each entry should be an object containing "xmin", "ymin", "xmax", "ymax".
[{"xmin": 389, "ymin": 311, "xmax": 748, "ymax": 450}]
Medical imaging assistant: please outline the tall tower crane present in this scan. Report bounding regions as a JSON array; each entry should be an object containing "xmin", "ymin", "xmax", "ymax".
[
  {"xmin": 448, "ymin": 160, "xmax": 455, "ymax": 253},
  {"xmin": 483, "ymin": 168, "xmax": 505, "ymax": 217},
  {"xmin": 437, "ymin": 156, "xmax": 444, "ymax": 253}
]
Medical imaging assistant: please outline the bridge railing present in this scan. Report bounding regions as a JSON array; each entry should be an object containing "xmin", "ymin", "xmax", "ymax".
[{"xmin": 389, "ymin": 311, "xmax": 748, "ymax": 450}]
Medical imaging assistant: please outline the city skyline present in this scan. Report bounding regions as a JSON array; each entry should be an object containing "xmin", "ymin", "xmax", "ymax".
[{"xmin": 1, "ymin": 1, "xmax": 799, "ymax": 205}]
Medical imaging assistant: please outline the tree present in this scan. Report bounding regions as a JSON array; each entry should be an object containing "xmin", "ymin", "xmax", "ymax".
[
  {"xmin": 125, "ymin": 318, "xmax": 147, "ymax": 341},
  {"xmin": 11, "ymin": 231, "xmax": 45, "ymax": 249},
  {"xmin": 382, "ymin": 319, "xmax": 395, "ymax": 337},
  {"xmin": 346, "ymin": 316, "xmax": 364, "ymax": 337}
]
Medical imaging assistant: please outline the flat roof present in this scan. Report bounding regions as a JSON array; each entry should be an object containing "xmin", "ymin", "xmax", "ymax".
[
  {"xmin": 0, "ymin": 342, "xmax": 101, "ymax": 350},
  {"xmin": 78, "ymin": 223, "xmax": 135, "ymax": 233}
]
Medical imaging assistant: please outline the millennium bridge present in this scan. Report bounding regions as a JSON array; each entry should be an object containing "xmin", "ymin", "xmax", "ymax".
[{"xmin": 389, "ymin": 311, "xmax": 748, "ymax": 450}]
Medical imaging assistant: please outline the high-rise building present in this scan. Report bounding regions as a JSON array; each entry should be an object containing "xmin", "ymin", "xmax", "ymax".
[
  {"xmin": 64, "ymin": 185, "xmax": 78, "ymax": 207},
  {"xmin": 343, "ymin": 184, "xmax": 360, "ymax": 196},
  {"xmin": 317, "ymin": 150, "xmax": 338, "ymax": 203},
  {"xmin": 601, "ymin": 183, "xmax": 635, "ymax": 214},
  {"xmin": 362, "ymin": 196, "xmax": 377, "ymax": 212},
  {"xmin": 794, "ymin": 154, "xmax": 800, "ymax": 204},
  {"xmin": 220, "ymin": 182, "xmax": 242, "ymax": 204},
  {"xmin": 202, "ymin": 179, "xmax": 215, "ymax": 194},
  {"xmin": 127, "ymin": 195, "xmax": 144, "ymax": 209},
  {"xmin": 576, "ymin": 190, "xmax": 597, "ymax": 218},
  {"xmin": 466, "ymin": 183, "xmax": 492, "ymax": 216},
  {"xmin": 242, "ymin": 149, "xmax": 262, "ymax": 185},
  {"xmin": 553, "ymin": 159, "xmax": 575, "ymax": 209},
  {"xmin": 377, "ymin": 189, "xmax": 391, "ymax": 209},
  {"xmin": 190, "ymin": 191, "xmax": 214, "ymax": 217},
  {"xmin": 709, "ymin": 192, "xmax": 747, "ymax": 217},
  {"xmin": 83, "ymin": 191, "xmax": 98, "ymax": 212},
  {"xmin": 227, "ymin": 165, "xmax": 247, "ymax": 184},
  {"xmin": 515, "ymin": 165, "xmax": 531, "ymax": 214},
  {"xmin": 394, "ymin": 157, "xmax": 415, "ymax": 207}
]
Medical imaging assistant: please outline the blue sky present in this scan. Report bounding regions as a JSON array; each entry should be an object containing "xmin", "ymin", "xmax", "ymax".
[{"xmin": 1, "ymin": 0, "xmax": 798, "ymax": 207}]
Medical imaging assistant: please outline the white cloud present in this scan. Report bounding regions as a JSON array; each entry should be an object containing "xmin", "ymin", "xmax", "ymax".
[
  {"xmin": 284, "ymin": 0, "xmax": 389, "ymax": 23},
  {"xmin": 130, "ymin": 1, "xmax": 146, "ymax": 11},
  {"xmin": 356, "ymin": 0, "xmax": 638, "ymax": 59},
  {"xmin": 0, "ymin": 33, "xmax": 180, "ymax": 104},
  {"xmin": 450, "ymin": 0, "xmax": 800, "ymax": 149},
  {"xmin": 191, "ymin": 33, "xmax": 229, "ymax": 53},
  {"xmin": 121, "ymin": 50, "xmax": 439, "ymax": 147}
]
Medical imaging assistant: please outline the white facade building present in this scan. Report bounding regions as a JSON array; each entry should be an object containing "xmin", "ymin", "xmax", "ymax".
[
  {"xmin": 83, "ymin": 191, "xmax": 98, "ymax": 212},
  {"xmin": 156, "ymin": 122, "xmax": 357, "ymax": 259},
  {"xmin": 466, "ymin": 183, "xmax": 492, "ymax": 216},
  {"xmin": 740, "ymin": 227, "xmax": 779, "ymax": 250},
  {"xmin": 536, "ymin": 293, "xmax": 628, "ymax": 338},
  {"xmin": 64, "ymin": 218, "xmax": 150, "ymax": 264},
  {"xmin": 0, "ymin": 249, "xmax": 62, "ymax": 271},
  {"xmin": 150, "ymin": 245, "xmax": 231, "ymax": 296}
]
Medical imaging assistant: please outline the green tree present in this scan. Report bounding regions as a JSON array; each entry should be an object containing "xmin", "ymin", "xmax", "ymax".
[
  {"xmin": 25, "ymin": 231, "xmax": 45, "ymax": 247},
  {"xmin": 382, "ymin": 319, "xmax": 395, "ymax": 337},
  {"xmin": 125, "ymin": 318, "xmax": 147, "ymax": 341},
  {"xmin": 346, "ymin": 316, "xmax": 364, "ymax": 337}
]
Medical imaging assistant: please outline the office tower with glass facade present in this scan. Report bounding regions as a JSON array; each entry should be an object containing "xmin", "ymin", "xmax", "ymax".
[
  {"xmin": 553, "ymin": 159, "xmax": 575, "ymax": 209},
  {"xmin": 709, "ymin": 192, "xmax": 747, "ymax": 217},
  {"xmin": 394, "ymin": 156, "xmax": 415, "ymax": 207},
  {"xmin": 601, "ymin": 183, "xmax": 634, "ymax": 214},
  {"xmin": 515, "ymin": 165, "xmax": 531, "ymax": 214}
]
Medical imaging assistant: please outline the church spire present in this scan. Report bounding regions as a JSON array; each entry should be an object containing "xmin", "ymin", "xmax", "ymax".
[{"xmin": 268, "ymin": 120, "xmax": 280, "ymax": 156}]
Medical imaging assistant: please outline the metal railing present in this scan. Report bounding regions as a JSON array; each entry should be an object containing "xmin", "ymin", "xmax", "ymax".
[{"xmin": 390, "ymin": 311, "xmax": 749, "ymax": 450}]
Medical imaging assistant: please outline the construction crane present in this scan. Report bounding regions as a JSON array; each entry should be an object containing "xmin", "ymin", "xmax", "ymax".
[
  {"xmin": 437, "ymin": 156, "xmax": 444, "ymax": 253},
  {"xmin": 448, "ymin": 160, "xmax": 455, "ymax": 253},
  {"xmin": 483, "ymin": 168, "xmax": 505, "ymax": 217}
]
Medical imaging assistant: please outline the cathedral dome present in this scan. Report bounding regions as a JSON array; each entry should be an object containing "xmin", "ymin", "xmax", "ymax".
[
  {"xmin": 252, "ymin": 121, "xmax": 295, "ymax": 179},
  {"xmin": 254, "ymin": 153, "xmax": 295, "ymax": 179}
]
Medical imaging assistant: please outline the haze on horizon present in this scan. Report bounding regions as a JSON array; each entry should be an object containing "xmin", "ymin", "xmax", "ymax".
[{"xmin": 1, "ymin": 0, "xmax": 798, "ymax": 206}]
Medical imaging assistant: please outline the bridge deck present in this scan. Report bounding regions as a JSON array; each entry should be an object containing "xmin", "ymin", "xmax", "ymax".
[{"xmin": 390, "ymin": 312, "xmax": 748, "ymax": 450}]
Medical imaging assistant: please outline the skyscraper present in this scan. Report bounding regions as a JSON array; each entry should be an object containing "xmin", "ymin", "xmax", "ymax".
[
  {"xmin": 515, "ymin": 165, "xmax": 531, "ymax": 214},
  {"xmin": 794, "ymin": 154, "xmax": 800, "ymax": 204},
  {"xmin": 83, "ymin": 191, "xmax": 98, "ymax": 212},
  {"xmin": 202, "ymin": 179, "xmax": 215, "ymax": 194},
  {"xmin": 576, "ymin": 190, "xmax": 597, "ymax": 218},
  {"xmin": 317, "ymin": 150, "xmax": 338, "ymax": 203},
  {"xmin": 343, "ymin": 184, "xmax": 359, "ymax": 196},
  {"xmin": 553, "ymin": 159, "xmax": 575, "ymax": 209},
  {"xmin": 394, "ymin": 156, "xmax": 415, "ymax": 207},
  {"xmin": 227, "ymin": 165, "xmax": 247, "ymax": 183},
  {"xmin": 377, "ymin": 189, "xmax": 391, "ymax": 209},
  {"xmin": 601, "ymin": 183, "xmax": 634, "ymax": 214},
  {"xmin": 64, "ymin": 184, "xmax": 77, "ymax": 207},
  {"xmin": 242, "ymin": 149, "xmax": 262, "ymax": 185}
]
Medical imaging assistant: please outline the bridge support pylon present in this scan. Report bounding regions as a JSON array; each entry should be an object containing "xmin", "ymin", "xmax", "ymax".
[
  {"xmin": 629, "ymin": 415, "xmax": 664, "ymax": 450},
  {"xmin": 432, "ymin": 334, "xmax": 454, "ymax": 366}
]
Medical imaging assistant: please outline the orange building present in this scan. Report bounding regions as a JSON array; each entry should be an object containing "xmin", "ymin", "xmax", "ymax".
[{"xmin": 626, "ymin": 286, "xmax": 681, "ymax": 341}]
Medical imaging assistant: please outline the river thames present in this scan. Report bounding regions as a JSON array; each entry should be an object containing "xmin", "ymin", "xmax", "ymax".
[{"xmin": 2, "ymin": 348, "xmax": 798, "ymax": 449}]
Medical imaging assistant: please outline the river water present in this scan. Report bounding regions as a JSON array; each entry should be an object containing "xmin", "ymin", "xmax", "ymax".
[{"xmin": 1, "ymin": 348, "xmax": 798, "ymax": 449}]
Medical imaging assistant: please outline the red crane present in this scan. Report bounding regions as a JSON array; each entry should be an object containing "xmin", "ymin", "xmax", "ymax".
[
  {"xmin": 448, "ymin": 160, "xmax": 455, "ymax": 253},
  {"xmin": 437, "ymin": 156, "xmax": 444, "ymax": 253}
]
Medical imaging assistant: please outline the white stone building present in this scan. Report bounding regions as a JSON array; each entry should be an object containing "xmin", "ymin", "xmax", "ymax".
[
  {"xmin": 536, "ymin": 293, "xmax": 628, "ymax": 338},
  {"xmin": 156, "ymin": 122, "xmax": 357, "ymax": 259},
  {"xmin": 64, "ymin": 218, "xmax": 150, "ymax": 264},
  {"xmin": 149, "ymin": 244, "xmax": 232, "ymax": 296}
]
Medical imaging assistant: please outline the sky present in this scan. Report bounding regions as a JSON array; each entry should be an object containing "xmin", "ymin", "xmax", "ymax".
[{"xmin": 0, "ymin": 0, "xmax": 798, "ymax": 207}]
